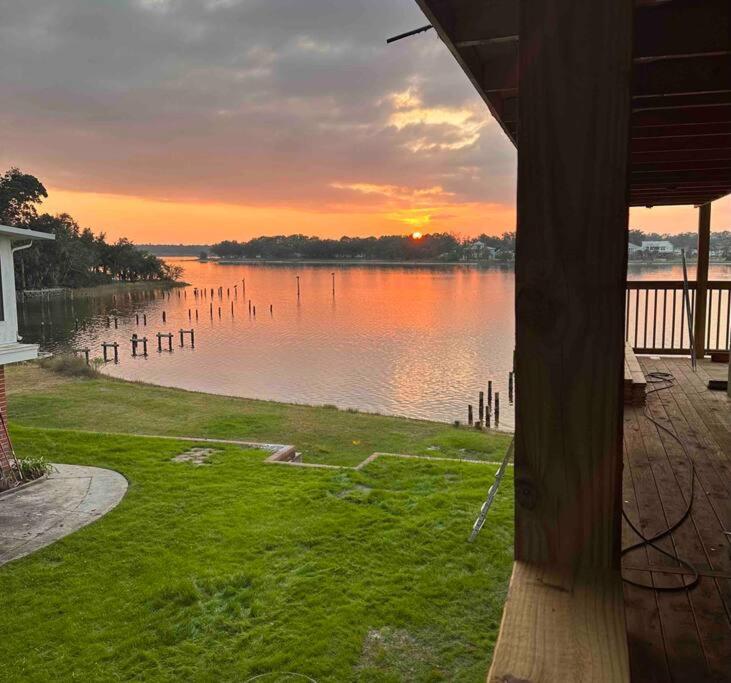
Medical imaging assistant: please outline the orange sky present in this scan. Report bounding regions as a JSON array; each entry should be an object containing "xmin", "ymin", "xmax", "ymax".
[
  {"xmin": 41, "ymin": 187, "xmax": 731, "ymax": 244},
  {"xmin": 41, "ymin": 186, "xmax": 518, "ymax": 243},
  {"xmin": 3, "ymin": 1, "xmax": 729, "ymax": 245}
]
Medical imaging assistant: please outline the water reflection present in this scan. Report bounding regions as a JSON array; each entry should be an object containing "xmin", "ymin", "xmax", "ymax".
[{"xmin": 18, "ymin": 260, "xmax": 731, "ymax": 429}]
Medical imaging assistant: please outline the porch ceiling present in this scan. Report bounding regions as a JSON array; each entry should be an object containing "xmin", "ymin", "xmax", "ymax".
[{"xmin": 415, "ymin": 0, "xmax": 731, "ymax": 207}]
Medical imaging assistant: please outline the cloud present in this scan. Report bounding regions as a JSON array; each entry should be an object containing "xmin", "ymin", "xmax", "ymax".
[{"xmin": 0, "ymin": 0, "xmax": 518, "ymax": 235}]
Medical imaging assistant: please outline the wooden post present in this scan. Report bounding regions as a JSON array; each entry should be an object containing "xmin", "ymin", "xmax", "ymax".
[
  {"xmin": 514, "ymin": 0, "xmax": 633, "ymax": 572},
  {"xmin": 478, "ymin": 391, "xmax": 485, "ymax": 422},
  {"xmin": 694, "ymin": 202, "xmax": 711, "ymax": 359},
  {"xmin": 467, "ymin": 404, "xmax": 473, "ymax": 426},
  {"xmin": 296, "ymin": 276, "xmax": 300, "ymax": 298}
]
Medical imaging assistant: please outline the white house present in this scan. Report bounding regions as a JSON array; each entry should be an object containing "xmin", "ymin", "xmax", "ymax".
[
  {"xmin": 0, "ymin": 224, "xmax": 55, "ymax": 485},
  {"xmin": 628, "ymin": 243, "xmax": 642, "ymax": 255},
  {"xmin": 641, "ymin": 240, "xmax": 674, "ymax": 254},
  {"xmin": 0, "ymin": 225, "xmax": 55, "ymax": 365}
]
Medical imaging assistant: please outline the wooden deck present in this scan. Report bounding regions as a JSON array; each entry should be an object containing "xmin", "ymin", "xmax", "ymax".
[{"xmin": 623, "ymin": 356, "xmax": 731, "ymax": 683}]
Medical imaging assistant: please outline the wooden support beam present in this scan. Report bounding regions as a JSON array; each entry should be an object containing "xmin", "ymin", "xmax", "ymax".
[
  {"xmin": 635, "ymin": 0, "xmax": 730, "ymax": 59},
  {"xmin": 632, "ymin": 104, "xmax": 731, "ymax": 127},
  {"xmin": 513, "ymin": 0, "xmax": 632, "ymax": 571},
  {"xmin": 634, "ymin": 55, "xmax": 731, "ymax": 98},
  {"xmin": 694, "ymin": 203, "xmax": 712, "ymax": 359}
]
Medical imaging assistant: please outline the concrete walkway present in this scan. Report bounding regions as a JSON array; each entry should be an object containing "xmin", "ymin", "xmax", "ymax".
[{"xmin": 0, "ymin": 464, "xmax": 127, "ymax": 567}]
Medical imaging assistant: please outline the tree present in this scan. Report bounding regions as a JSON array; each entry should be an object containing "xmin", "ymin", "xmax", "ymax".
[
  {"xmin": 0, "ymin": 167, "xmax": 48, "ymax": 226},
  {"xmin": 1, "ymin": 167, "xmax": 179, "ymax": 289}
]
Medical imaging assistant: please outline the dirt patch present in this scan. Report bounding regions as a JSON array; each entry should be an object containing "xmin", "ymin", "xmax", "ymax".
[
  {"xmin": 357, "ymin": 627, "xmax": 445, "ymax": 679},
  {"xmin": 172, "ymin": 448, "xmax": 220, "ymax": 466}
]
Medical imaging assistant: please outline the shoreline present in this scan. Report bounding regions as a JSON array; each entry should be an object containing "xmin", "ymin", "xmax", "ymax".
[
  {"xmin": 95, "ymin": 365, "xmax": 516, "ymax": 434},
  {"xmin": 19, "ymin": 279, "xmax": 188, "ymax": 300}
]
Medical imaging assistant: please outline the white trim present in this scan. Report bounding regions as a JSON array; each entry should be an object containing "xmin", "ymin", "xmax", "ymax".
[
  {"xmin": 0, "ymin": 342, "xmax": 43, "ymax": 366},
  {"xmin": 0, "ymin": 224, "xmax": 55, "ymax": 241}
]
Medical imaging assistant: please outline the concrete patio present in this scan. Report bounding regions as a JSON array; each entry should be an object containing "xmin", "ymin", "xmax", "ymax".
[{"xmin": 0, "ymin": 464, "xmax": 127, "ymax": 567}]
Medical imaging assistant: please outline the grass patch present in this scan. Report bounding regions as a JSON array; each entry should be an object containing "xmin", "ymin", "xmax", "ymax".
[
  {"xmin": 7, "ymin": 363, "xmax": 511, "ymax": 467},
  {"xmin": 2, "ymin": 426, "xmax": 514, "ymax": 682}
]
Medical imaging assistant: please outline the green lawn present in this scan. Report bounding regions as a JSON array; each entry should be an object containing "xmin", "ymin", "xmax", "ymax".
[
  {"xmin": 7, "ymin": 364, "xmax": 511, "ymax": 467},
  {"xmin": 2, "ymin": 365, "xmax": 514, "ymax": 682}
]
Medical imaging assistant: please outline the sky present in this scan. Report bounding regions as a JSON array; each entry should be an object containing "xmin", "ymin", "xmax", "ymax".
[{"xmin": 1, "ymin": 0, "xmax": 728, "ymax": 244}]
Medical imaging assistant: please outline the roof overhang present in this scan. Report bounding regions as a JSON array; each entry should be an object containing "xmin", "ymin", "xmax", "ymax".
[
  {"xmin": 414, "ymin": 0, "xmax": 731, "ymax": 207},
  {"xmin": 0, "ymin": 224, "xmax": 56, "ymax": 242}
]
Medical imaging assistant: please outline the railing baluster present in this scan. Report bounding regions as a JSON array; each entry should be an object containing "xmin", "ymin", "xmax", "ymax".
[
  {"xmin": 634, "ymin": 288, "xmax": 639, "ymax": 349},
  {"xmin": 706, "ymin": 287, "xmax": 713, "ymax": 349},
  {"xmin": 671, "ymin": 288, "xmax": 677, "ymax": 350},
  {"xmin": 625, "ymin": 289, "xmax": 630, "ymax": 341},
  {"xmin": 643, "ymin": 289, "xmax": 649, "ymax": 350},
  {"xmin": 716, "ymin": 287, "xmax": 722, "ymax": 351},
  {"xmin": 661, "ymin": 289, "xmax": 667, "ymax": 350},
  {"xmin": 726, "ymin": 289, "xmax": 731, "ymax": 351}
]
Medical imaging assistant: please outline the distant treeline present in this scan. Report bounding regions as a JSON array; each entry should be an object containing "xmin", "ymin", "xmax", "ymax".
[
  {"xmin": 208, "ymin": 232, "xmax": 517, "ymax": 262},
  {"xmin": 0, "ymin": 168, "xmax": 182, "ymax": 290},
  {"xmin": 137, "ymin": 244, "xmax": 209, "ymax": 257}
]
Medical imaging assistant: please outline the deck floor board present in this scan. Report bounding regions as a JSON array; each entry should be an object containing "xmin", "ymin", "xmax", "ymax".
[{"xmin": 624, "ymin": 357, "xmax": 731, "ymax": 683}]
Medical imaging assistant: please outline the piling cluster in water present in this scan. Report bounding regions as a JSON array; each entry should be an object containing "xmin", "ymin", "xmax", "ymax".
[
  {"xmin": 65, "ymin": 273, "xmax": 322, "ymax": 366},
  {"xmin": 462, "ymin": 371, "xmax": 514, "ymax": 429}
]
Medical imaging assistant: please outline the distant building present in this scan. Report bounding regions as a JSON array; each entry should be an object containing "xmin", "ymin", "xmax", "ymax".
[
  {"xmin": 464, "ymin": 241, "xmax": 497, "ymax": 260},
  {"xmin": 628, "ymin": 243, "xmax": 642, "ymax": 255},
  {"xmin": 641, "ymin": 240, "xmax": 674, "ymax": 254}
]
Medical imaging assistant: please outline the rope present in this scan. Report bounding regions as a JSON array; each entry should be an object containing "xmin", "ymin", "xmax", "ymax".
[{"xmin": 621, "ymin": 370, "xmax": 700, "ymax": 591}]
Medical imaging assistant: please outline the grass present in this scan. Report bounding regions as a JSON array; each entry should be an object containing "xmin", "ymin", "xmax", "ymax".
[
  {"xmin": 7, "ymin": 364, "xmax": 511, "ymax": 467},
  {"xmin": 2, "ymin": 364, "xmax": 515, "ymax": 681}
]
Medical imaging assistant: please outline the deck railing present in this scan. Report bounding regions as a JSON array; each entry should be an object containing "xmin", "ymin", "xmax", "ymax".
[{"xmin": 626, "ymin": 280, "xmax": 731, "ymax": 354}]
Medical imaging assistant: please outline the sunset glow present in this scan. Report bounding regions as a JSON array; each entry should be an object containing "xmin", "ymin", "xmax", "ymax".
[
  {"xmin": 0, "ymin": 2, "xmax": 728, "ymax": 244},
  {"xmin": 411, "ymin": 231, "xmax": 423, "ymax": 239}
]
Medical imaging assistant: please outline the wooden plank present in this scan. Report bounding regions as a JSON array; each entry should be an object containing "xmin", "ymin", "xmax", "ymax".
[
  {"xmin": 622, "ymin": 410, "xmax": 672, "ymax": 683},
  {"xmin": 636, "ymin": 359, "xmax": 731, "ymax": 677},
  {"xmin": 514, "ymin": 0, "xmax": 632, "ymax": 571},
  {"xmin": 487, "ymin": 562, "xmax": 630, "ymax": 683}
]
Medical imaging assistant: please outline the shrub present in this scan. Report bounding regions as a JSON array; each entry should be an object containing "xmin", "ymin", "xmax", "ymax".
[
  {"xmin": 39, "ymin": 354, "xmax": 99, "ymax": 378},
  {"xmin": 18, "ymin": 455, "xmax": 53, "ymax": 481}
]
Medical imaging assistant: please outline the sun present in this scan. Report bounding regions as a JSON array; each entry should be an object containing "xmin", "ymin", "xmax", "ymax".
[{"xmin": 411, "ymin": 231, "xmax": 423, "ymax": 239}]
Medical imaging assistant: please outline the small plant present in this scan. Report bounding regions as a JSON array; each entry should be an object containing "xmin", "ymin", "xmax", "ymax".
[
  {"xmin": 17, "ymin": 455, "xmax": 53, "ymax": 481},
  {"xmin": 39, "ymin": 354, "xmax": 99, "ymax": 378}
]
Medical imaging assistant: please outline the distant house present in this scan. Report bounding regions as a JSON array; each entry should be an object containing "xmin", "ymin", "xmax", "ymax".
[
  {"xmin": 628, "ymin": 243, "xmax": 642, "ymax": 255},
  {"xmin": 641, "ymin": 240, "xmax": 674, "ymax": 254},
  {"xmin": 464, "ymin": 241, "xmax": 497, "ymax": 260}
]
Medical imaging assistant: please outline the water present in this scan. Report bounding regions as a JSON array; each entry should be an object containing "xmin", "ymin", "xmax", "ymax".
[{"xmin": 18, "ymin": 260, "xmax": 731, "ymax": 430}]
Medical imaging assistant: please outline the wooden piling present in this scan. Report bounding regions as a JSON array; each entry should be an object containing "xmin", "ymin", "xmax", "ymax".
[
  {"xmin": 488, "ymin": 381, "xmax": 493, "ymax": 408},
  {"xmin": 468, "ymin": 404, "xmax": 473, "ymax": 426},
  {"xmin": 479, "ymin": 391, "xmax": 485, "ymax": 422},
  {"xmin": 509, "ymin": 371, "xmax": 514, "ymax": 402},
  {"xmin": 162, "ymin": 311, "xmax": 166, "ymax": 323},
  {"xmin": 296, "ymin": 275, "xmax": 300, "ymax": 298}
]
